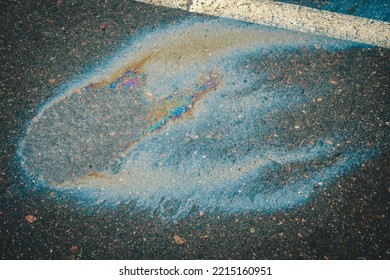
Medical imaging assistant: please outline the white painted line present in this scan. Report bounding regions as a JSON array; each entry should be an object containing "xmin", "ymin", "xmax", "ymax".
[
  {"xmin": 136, "ymin": 0, "xmax": 390, "ymax": 48},
  {"xmin": 137, "ymin": 0, "xmax": 188, "ymax": 10}
]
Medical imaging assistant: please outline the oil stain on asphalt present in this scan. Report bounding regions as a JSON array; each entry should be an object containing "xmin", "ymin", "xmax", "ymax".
[
  {"xmin": 1, "ymin": 0, "xmax": 389, "ymax": 259},
  {"xmin": 18, "ymin": 18, "xmax": 381, "ymax": 220}
]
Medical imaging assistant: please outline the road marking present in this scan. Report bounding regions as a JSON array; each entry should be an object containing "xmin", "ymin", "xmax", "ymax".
[{"xmin": 136, "ymin": 0, "xmax": 390, "ymax": 48}]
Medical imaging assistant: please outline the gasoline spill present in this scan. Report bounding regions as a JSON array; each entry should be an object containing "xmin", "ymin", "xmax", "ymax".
[{"xmin": 18, "ymin": 19, "xmax": 378, "ymax": 220}]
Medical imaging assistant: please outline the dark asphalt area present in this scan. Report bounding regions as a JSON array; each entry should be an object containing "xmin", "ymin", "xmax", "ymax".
[{"xmin": 1, "ymin": 0, "xmax": 389, "ymax": 259}]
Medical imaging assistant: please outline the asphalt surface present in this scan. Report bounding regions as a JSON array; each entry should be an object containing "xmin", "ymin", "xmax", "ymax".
[
  {"xmin": 278, "ymin": 0, "xmax": 390, "ymax": 21},
  {"xmin": 0, "ymin": 0, "xmax": 389, "ymax": 259}
]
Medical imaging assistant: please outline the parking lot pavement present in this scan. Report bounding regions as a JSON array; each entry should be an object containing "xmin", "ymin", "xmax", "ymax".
[{"xmin": 1, "ymin": 0, "xmax": 389, "ymax": 259}]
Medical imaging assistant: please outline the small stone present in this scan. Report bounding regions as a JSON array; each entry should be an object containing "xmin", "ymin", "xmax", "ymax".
[
  {"xmin": 173, "ymin": 234, "xmax": 186, "ymax": 245},
  {"xmin": 372, "ymin": 214, "xmax": 385, "ymax": 221},
  {"xmin": 25, "ymin": 215, "xmax": 37, "ymax": 223},
  {"xmin": 100, "ymin": 23, "xmax": 108, "ymax": 31},
  {"xmin": 109, "ymin": 131, "xmax": 116, "ymax": 137},
  {"xmin": 70, "ymin": 245, "xmax": 78, "ymax": 253},
  {"xmin": 250, "ymin": 227, "xmax": 256, "ymax": 234}
]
